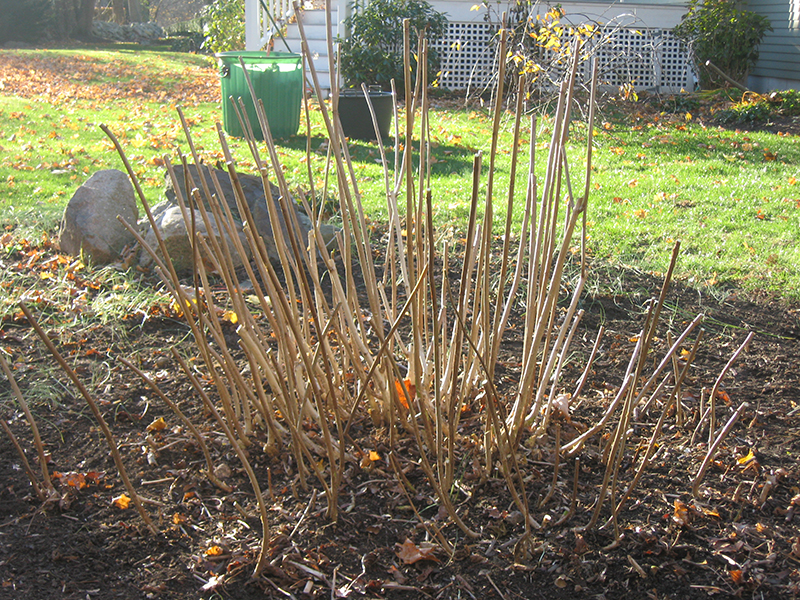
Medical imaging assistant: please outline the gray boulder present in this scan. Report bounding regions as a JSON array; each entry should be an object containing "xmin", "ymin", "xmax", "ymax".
[
  {"xmin": 162, "ymin": 164, "xmax": 314, "ymax": 263},
  {"xmin": 140, "ymin": 203, "xmax": 251, "ymax": 274},
  {"xmin": 59, "ymin": 169, "xmax": 138, "ymax": 264},
  {"xmin": 91, "ymin": 21, "xmax": 164, "ymax": 44}
]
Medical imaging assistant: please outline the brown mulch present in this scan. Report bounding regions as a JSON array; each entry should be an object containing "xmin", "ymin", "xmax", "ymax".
[{"xmin": 0, "ymin": 225, "xmax": 799, "ymax": 600}]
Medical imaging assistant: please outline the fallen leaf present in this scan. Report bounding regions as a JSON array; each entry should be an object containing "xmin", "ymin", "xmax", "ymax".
[
  {"xmin": 146, "ymin": 416, "xmax": 167, "ymax": 432},
  {"xmin": 387, "ymin": 564, "xmax": 407, "ymax": 584},
  {"xmin": 730, "ymin": 569, "xmax": 744, "ymax": 584},
  {"xmin": 737, "ymin": 448, "xmax": 756, "ymax": 465},
  {"xmin": 672, "ymin": 500, "xmax": 691, "ymax": 527},
  {"xmin": 396, "ymin": 539, "xmax": 439, "ymax": 565},
  {"xmin": 394, "ymin": 379, "xmax": 416, "ymax": 409},
  {"xmin": 112, "ymin": 494, "xmax": 131, "ymax": 509},
  {"xmin": 205, "ymin": 545, "xmax": 224, "ymax": 557},
  {"xmin": 53, "ymin": 471, "xmax": 88, "ymax": 489}
]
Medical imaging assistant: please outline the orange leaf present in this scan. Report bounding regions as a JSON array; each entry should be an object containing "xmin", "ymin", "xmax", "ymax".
[
  {"xmin": 737, "ymin": 448, "xmax": 756, "ymax": 465},
  {"xmin": 672, "ymin": 499, "xmax": 690, "ymax": 527},
  {"xmin": 205, "ymin": 545, "xmax": 224, "ymax": 557},
  {"xmin": 394, "ymin": 378, "xmax": 416, "ymax": 409},
  {"xmin": 54, "ymin": 471, "xmax": 87, "ymax": 489},
  {"xmin": 396, "ymin": 539, "xmax": 439, "ymax": 564},
  {"xmin": 112, "ymin": 494, "xmax": 131, "ymax": 509},
  {"xmin": 361, "ymin": 449, "xmax": 382, "ymax": 469},
  {"xmin": 730, "ymin": 569, "xmax": 744, "ymax": 584},
  {"xmin": 146, "ymin": 416, "xmax": 168, "ymax": 432}
]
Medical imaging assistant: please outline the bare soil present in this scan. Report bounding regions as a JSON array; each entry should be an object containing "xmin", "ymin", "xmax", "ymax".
[{"xmin": 1, "ymin": 226, "xmax": 799, "ymax": 600}]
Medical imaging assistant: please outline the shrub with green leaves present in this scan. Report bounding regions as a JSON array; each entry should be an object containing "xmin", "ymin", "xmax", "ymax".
[
  {"xmin": 674, "ymin": 0, "xmax": 772, "ymax": 89},
  {"xmin": 202, "ymin": 0, "xmax": 244, "ymax": 54},
  {"xmin": 338, "ymin": 0, "xmax": 448, "ymax": 91}
]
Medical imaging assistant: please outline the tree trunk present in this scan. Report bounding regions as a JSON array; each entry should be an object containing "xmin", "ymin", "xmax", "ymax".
[
  {"xmin": 50, "ymin": 0, "xmax": 95, "ymax": 39},
  {"xmin": 74, "ymin": 0, "xmax": 96, "ymax": 37},
  {"xmin": 111, "ymin": 0, "xmax": 126, "ymax": 23},
  {"xmin": 127, "ymin": 0, "xmax": 143, "ymax": 22}
]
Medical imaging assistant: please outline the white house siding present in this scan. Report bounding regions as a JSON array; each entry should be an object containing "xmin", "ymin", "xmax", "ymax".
[{"xmin": 748, "ymin": 0, "xmax": 800, "ymax": 91}]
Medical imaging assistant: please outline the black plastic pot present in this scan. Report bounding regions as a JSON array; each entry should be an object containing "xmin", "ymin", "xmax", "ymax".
[{"xmin": 337, "ymin": 87, "xmax": 394, "ymax": 141}]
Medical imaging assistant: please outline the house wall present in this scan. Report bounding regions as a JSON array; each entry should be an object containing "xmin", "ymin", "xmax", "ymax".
[
  {"xmin": 429, "ymin": 1, "xmax": 686, "ymax": 26},
  {"xmin": 748, "ymin": 0, "xmax": 800, "ymax": 92}
]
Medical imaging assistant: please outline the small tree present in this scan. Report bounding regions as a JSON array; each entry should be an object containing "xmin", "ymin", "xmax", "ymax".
[
  {"xmin": 674, "ymin": 0, "xmax": 772, "ymax": 89},
  {"xmin": 338, "ymin": 0, "xmax": 448, "ymax": 91},
  {"xmin": 202, "ymin": 0, "xmax": 244, "ymax": 54}
]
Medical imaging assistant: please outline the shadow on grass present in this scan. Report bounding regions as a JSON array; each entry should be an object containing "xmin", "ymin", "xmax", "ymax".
[{"xmin": 278, "ymin": 134, "xmax": 479, "ymax": 177}]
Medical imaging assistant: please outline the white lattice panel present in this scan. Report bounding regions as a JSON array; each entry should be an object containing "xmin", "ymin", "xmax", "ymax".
[
  {"xmin": 656, "ymin": 30, "xmax": 695, "ymax": 91},
  {"xmin": 430, "ymin": 22, "xmax": 694, "ymax": 93},
  {"xmin": 432, "ymin": 21, "xmax": 497, "ymax": 91},
  {"xmin": 594, "ymin": 28, "xmax": 658, "ymax": 89},
  {"xmin": 593, "ymin": 28, "xmax": 693, "ymax": 92}
]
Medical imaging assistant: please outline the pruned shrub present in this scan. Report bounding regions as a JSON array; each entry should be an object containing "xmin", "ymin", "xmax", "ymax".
[{"xmin": 674, "ymin": 0, "xmax": 772, "ymax": 89}]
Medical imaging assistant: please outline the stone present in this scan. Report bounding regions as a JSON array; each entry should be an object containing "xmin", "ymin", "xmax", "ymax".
[
  {"xmin": 59, "ymin": 169, "xmax": 138, "ymax": 264},
  {"xmin": 163, "ymin": 164, "xmax": 314, "ymax": 263},
  {"xmin": 139, "ymin": 203, "xmax": 252, "ymax": 274},
  {"xmin": 91, "ymin": 21, "xmax": 164, "ymax": 44}
]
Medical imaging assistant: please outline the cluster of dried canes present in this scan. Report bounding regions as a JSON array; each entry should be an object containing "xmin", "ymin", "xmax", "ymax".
[{"xmin": 6, "ymin": 5, "xmax": 752, "ymax": 582}]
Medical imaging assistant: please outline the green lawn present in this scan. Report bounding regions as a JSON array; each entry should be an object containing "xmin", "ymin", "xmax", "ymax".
[{"xmin": 2, "ymin": 47, "xmax": 799, "ymax": 300}]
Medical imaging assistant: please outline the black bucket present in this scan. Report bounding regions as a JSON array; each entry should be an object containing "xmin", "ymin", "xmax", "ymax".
[{"xmin": 337, "ymin": 87, "xmax": 394, "ymax": 141}]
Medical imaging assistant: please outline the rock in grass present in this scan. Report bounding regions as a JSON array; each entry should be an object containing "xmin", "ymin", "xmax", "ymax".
[
  {"xmin": 58, "ymin": 169, "xmax": 138, "ymax": 265},
  {"xmin": 139, "ymin": 202, "xmax": 252, "ymax": 273},
  {"xmin": 154, "ymin": 163, "xmax": 314, "ymax": 265}
]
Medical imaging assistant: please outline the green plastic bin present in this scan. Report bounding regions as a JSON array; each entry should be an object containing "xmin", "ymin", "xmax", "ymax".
[{"xmin": 216, "ymin": 51, "xmax": 303, "ymax": 140}]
